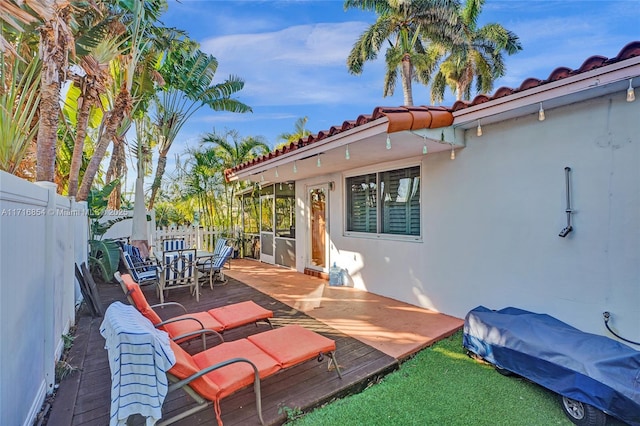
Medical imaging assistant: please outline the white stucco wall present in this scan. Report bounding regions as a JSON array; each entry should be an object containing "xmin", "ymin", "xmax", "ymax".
[{"xmin": 296, "ymin": 93, "xmax": 639, "ymax": 342}]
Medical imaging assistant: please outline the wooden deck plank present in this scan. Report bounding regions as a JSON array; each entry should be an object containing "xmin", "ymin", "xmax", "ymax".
[{"xmin": 48, "ymin": 272, "xmax": 399, "ymax": 426}]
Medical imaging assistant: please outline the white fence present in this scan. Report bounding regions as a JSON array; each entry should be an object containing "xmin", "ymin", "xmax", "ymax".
[
  {"xmin": 154, "ymin": 225, "xmax": 222, "ymax": 254},
  {"xmin": 0, "ymin": 171, "xmax": 88, "ymax": 426}
]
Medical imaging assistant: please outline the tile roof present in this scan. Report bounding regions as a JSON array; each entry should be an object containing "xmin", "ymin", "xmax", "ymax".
[
  {"xmin": 225, "ymin": 106, "xmax": 453, "ymax": 178},
  {"xmin": 451, "ymin": 40, "xmax": 640, "ymax": 112},
  {"xmin": 226, "ymin": 41, "xmax": 640, "ymax": 179}
]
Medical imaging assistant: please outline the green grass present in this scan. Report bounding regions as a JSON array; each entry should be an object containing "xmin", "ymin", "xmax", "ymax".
[{"xmin": 288, "ymin": 331, "xmax": 572, "ymax": 426}]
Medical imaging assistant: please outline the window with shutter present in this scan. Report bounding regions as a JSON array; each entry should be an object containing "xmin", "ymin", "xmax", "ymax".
[
  {"xmin": 346, "ymin": 173, "xmax": 377, "ymax": 233},
  {"xmin": 346, "ymin": 166, "xmax": 420, "ymax": 237}
]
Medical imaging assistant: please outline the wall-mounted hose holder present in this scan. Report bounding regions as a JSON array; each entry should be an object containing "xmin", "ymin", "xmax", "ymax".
[{"xmin": 559, "ymin": 167, "xmax": 573, "ymax": 237}]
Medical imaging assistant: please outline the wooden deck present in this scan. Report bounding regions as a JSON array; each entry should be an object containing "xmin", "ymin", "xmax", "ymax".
[
  {"xmin": 48, "ymin": 275, "xmax": 398, "ymax": 425},
  {"xmin": 47, "ymin": 261, "xmax": 463, "ymax": 426}
]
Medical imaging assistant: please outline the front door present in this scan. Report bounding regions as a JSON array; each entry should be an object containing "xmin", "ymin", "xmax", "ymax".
[
  {"xmin": 307, "ymin": 184, "xmax": 329, "ymax": 272},
  {"xmin": 260, "ymin": 193, "xmax": 275, "ymax": 264}
]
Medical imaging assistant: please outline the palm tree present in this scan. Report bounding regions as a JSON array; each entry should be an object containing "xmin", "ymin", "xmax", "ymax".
[
  {"xmin": 0, "ymin": 1, "xmax": 38, "ymax": 57},
  {"xmin": 344, "ymin": 0, "xmax": 460, "ymax": 106},
  {"xmin": 179, "ymin": 146, "xmax": 223, "ymax": 228},
  {"xmin": 31, "ymin": 0, "xmax": 75, "ymax": 182},
  {"xmin": 148, "ymin": 45, "xmax": 252, "ymax": 209},
  {"xmin": 276, "ymin": 116, "xmax": 311, "ymax": 149},
  {"xmin": 0, "ymin": 51, "xmax": 41, "ymax": 174},
  {"xmin": 200, "ymin": 130, "xmax": 270, "ymax": 230},
  {"xmin": 67, "ymin": 37, "xmax": 123, "ymax": 197},
  {"xmin": 429, "ymin": 0, "xmax": 521, "ymax": 102},
  {"xmin": 76, "ymin": 0, "xmax": 166, "ymax": 201}
]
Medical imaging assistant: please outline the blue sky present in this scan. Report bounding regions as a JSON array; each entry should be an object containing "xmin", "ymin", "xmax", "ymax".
[{"xmin": 159, "ymin": 0, "xmax": 639, "ymax": 156}]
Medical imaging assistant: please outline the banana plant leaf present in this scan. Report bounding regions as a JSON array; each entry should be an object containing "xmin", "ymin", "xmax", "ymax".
[{"xmin": 89, "ymin": 239, "xmax": 121, "ymax": 282}]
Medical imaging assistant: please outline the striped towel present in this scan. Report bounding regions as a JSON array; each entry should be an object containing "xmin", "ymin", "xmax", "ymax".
[{"xmin": 100, "ymin": 302, "xmax": 176, "ymax": 426}]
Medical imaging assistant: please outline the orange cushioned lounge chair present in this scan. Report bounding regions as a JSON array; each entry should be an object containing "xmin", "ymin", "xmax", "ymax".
[
  {"xmin": 115, "ymin": 272, "xmax": 273, "ymax": 349},
  {"xmin": 159, "ymin": 324, "xmax": 342, "ymax": 426}
]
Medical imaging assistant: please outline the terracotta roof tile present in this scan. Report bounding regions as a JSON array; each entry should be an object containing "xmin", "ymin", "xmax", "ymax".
[
  {"xmin": 226, "ymin": 106, "xmax": 453, "ymax": 177},
  {"xmin": 451, "ymin": 40, "xmax": 640, "ymax": 112},
  {"xmin": 226, "ymin": 41, "xmax": 640, "ymax": 179}
]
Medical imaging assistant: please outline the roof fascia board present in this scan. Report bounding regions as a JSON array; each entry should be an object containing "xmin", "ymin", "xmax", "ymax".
[{"xmin": 453, "ymin": 57, "xmax": 640, "ymax": 125}]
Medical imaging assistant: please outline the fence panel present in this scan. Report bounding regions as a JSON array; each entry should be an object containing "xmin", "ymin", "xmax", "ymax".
[
  {"xmin": 154, "ymin": 226, "xmax": 223, "ymax": 253},
  {"xmin": 0, "ymin": 171, "xmax": 87, "ymax": 426}
]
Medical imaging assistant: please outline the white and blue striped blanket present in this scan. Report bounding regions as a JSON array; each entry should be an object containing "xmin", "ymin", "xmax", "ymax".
[{"xmin": 100, "ymin": 302, "xmax": 176, "ymax": 426}]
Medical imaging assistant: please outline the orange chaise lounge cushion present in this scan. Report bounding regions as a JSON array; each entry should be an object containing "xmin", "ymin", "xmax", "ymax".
[
  {"xmin": 167, "ymin": 338, "xmax": 281, "ymax": 400},
  {"xmin": 123, "ymin": 274, "xmax": 163, "ymax": 324},
  {"xmin": 167, "ymin": 340, "xmax": 221, "ymax": 402},
  {"xmin": 192, "ymin": 339, "xmax": 280, "ymax": 398},
  {"xmin": 248, "ymin": 324, "xmax": 336, "ymax": 369},
  {"xmin": 165, "ymin": 325, "xmax": 338, "ymax": 425},
  {"xmin": 123, "ymin": 274, "xmax": 226, "ymax": 335},
  {"xmin": 208, "ymin": 301, "xmax": 273, "ymax": 330},
  {"xmin": 167, "ymin": 326, "xmax": 336, "ymax": 399},
  {"xmin": 121, "ymin": 274, "xmax": 272, "ymax": 338}
]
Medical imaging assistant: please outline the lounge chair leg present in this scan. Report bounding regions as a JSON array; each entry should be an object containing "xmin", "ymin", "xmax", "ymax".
[
  {"xmin": 253, "ymin": 372, "xmax": 264, "ymax": 425},
  {"xmin": 257, "ymin": 318, "xmax": 273, "ymax": 329},
  {"xmin": 328, "ymin": 351, "xmax": 342, "ymax": 379}
]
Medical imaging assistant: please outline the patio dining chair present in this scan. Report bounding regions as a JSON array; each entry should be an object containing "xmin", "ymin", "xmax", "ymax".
[
  {"xmin": 197, "ymin": 245, "xmax": 234, "ymax": 290},
  {"xmin": 212, "ymin": 237, "xmax": 228, "ymax": 257},
  {"xmin": 162, "ymin": 238, "xmax": 186, "ymax": 252},
  {"xmin": 158, "ymin": 248, "xmax": 198, "ymax": 303},
  {"xmin": 116, "ymin": 272, "xmax": 273, "ymax": 350},
  {"xmin": 211, "ymin": 237, "xmax": 232, "ymax": 269},
  {"xmin": 120, "ymin": 245, "xmax": 159, "ymax": 286}
]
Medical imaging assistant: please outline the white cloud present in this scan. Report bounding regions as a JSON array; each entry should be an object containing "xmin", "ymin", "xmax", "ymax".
[
  {"xmin": 200, "ymin": 21, "xmax": 374, "ymax": 106},
  {"xmin": 491, "ymin": 8, "xmax": 637, "ymax": 89}
]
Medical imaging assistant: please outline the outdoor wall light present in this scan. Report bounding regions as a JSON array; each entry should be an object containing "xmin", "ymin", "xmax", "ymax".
[
  {"xmin": 386, "ymin": 134, "xmax": 392, "ymax": 150},
  {"xmin": 627, "ymin": 78, "xmax": 636, "ymax": 102},
  {"xmin": 450, "ymin": 144, "xmax": 456, "ymax": 160},
  {"xmin": 275, "ymin": 167, "xmax": 279, "ymax": 178},
  {"xmin": 422, "ymin": 135, "xmax": 428, "ymax": 155},
  {"xmin": 345, "ymin": 144, "xmax": 350, "ymax": 160},
  {"xmin": 538, "ymin": 102, "xmax": 546, "ymax": 121},
  {"xmin": 293, "ymin": 161, "xmax": 297, "ymax": 173},
  {"xmin": 260, "ymin": 172, "xmax": 264, "ymax": 182},
  {"xmin": 476, "ymin": 120, "xmax": 482, "ymax": 137},
  {"xmin": 316, "ymin": 153, "xmax": 321, "ymax": 167}
]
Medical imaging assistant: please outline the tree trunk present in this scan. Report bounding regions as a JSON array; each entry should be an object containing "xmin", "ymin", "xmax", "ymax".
[
  {"xmin": 148, "ymin": 153, "xmax": 167, "ymax": 209},
  {"xmin": 106, "ymin": 136, "xmax": 125, "ymax": 209},
  {"xmin": 401, "ymin": 53, "xmax": 414, "ymax": 107},
  {"xmin": 68, "ymin": 87, "xmax": 96, "ymax": 196},
  {"xmin": 76, "ymin": 86, "xmax": 131, "ymax": 201},
  {"xmin": 36, "ymin": 7, "xmax": 70, "ymax": 182}
]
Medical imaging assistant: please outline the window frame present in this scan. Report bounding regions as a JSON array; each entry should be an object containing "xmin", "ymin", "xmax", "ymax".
[{"xmin": 343, "ymin": 162, "xmax": 422, "ymax": 242}]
